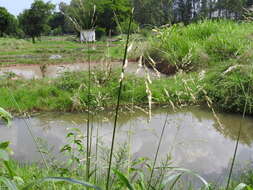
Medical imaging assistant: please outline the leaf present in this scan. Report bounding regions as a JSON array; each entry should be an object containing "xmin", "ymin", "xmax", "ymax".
[
  {"xmin": 0, "ymin": 141, "xmax": 10, "ymax": 149},
  {"xmin": 0, "ymin": 149, "xmax": 9, "ymax": 161},
  {"xmin": 0, "ymin": 107, "xmax": 12, "ymax": 126},
  {"xmin": 158, "ymin": 167, "xmax": 210, "ymax": 189},
  {"xmin": 22, "ymin": 177, "xmax": 102, "ymax": 190},
  {"xmin": 0, "ymin": 177, "xmax": 18, "ymax": 190},
  {"xmin": 234, "ymin": 183, "xmax": 247, "ymax": 190},
  {"xmin": 160, "ymin": 173, "xmax": 182, "ymax": 189},
  {"xmin": 113, "ymin": 169, "xmax": 135, "ymax": 190}
]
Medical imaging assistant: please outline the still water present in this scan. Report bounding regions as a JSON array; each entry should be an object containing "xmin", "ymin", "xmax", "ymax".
[{"xmin": 0, "ymin": 106, "xmax": 253, "ymax": 185}]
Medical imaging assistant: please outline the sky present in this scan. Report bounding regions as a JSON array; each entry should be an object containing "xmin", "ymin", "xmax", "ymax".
[{"xmin": 0, "ymin": 0, "xmax": 71, "ymax": 16}]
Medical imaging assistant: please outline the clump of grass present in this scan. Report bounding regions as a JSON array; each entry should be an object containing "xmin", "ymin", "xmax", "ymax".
[
  {"xmin": 145, "ymin": 20, "xmax": 253, "ymax": 74},
  {"xmin": 202, "ymin": 65, "xmax": 253, "ymax": 114}
]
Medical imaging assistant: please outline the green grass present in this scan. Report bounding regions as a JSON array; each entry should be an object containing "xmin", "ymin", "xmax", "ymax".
[
  {"xmin": 0, "ymin": 70, "xmax": 197, "ymax": 113},
  {"xmin": 145, "ymin": 20, "xmax": 253, "ymax": 72},
  {"xmin": 0, "ymin": 66, "xmax": 252, "ymax": 115},
  {"xmin": 0, "ymin": 36, "xmax": 129, "ymax": 66}
]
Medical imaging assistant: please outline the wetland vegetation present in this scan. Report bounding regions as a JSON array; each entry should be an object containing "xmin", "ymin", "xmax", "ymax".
[{"xmin": 1, "ymin": 0, "xmax": 253, "ymax": 189}]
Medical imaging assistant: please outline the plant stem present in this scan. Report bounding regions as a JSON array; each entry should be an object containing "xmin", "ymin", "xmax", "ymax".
[
  {"xmin": 86, "ymin": 41, "xmax": 91, "ymax": 182},
  {"xmin": 148, "ymin": 112, "xmax": 169, "ymax": 190},
  {"xmin": 105, "ymin": 9, "xmax": 133, "ymax": 190},
  {"xmin": 226, "ymin": 78, "xmax": 250, "ymax": 190}
]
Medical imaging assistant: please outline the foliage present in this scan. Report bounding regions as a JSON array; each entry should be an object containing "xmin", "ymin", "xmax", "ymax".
[
  {"xmin": 0, "ymin": 107, "xmax": 12, "ymax": 126},
  {"xmin": 145, "ymin": 20, "xmax": 253, "ymax": 73},
  {"xmin": 59, "ymin": 0, "xmax": 96, "ymax": 32},
  {"xmin": 18, "ymin": 0, "xmax": 55, "ymax": 43},
  {"xmin": 0, "ymin": 7, "xmax": 18, "ymax": 37},
  {"xmin": 95, "ymin": 0, "xmax": 132, "ymax": 33}
]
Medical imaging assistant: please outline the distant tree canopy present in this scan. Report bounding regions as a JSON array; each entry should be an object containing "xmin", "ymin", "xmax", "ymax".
[
  {"xmin": 60, "ymin": 0, "xmax": 132, "ymax": 34},
  {"xmin": 18, "ymin": 0, "xmax": 55, "ymax": 42},
  {"xmin": 0, "ymin": 7, "xmax": 18, "ymax": 37},
  {"xmin": 49, "ymin": 12, "xmax": 75, "ymax": 35},
  {"xmin": 59, "ymin": 0, "xmax": 96, "ymax": 32},
  {"xmin": 95, "ymin": 0, "xmax": 132, "ymax": 33},
  {"xmin": 132, "ymin": 0, "xmax": 253, "ymax": 26}
]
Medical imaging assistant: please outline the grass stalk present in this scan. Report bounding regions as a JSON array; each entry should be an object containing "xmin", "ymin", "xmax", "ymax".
[
  {"xmin": 105, "ymin": 9, "xmax": 134, "ymax": 190},
  {"xmin": 94, "ymin": 119, "xmax": 100, "ymax": 184},
  {"xmin": 225, "ymin": 78, "xmax": 251, "ymax": 190},
  {"xmin": 86, "ymin": 40, "xmax": 92, "ymax": 182},
  {"xmin": 147, "ymin": 112, "xmax": 169, "ymax": 190},
  {"xmin": 8, "ymin": 91, "xmax": 49, "ymax": 170}
]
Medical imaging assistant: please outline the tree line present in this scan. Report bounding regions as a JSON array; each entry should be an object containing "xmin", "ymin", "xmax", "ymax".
[{"xmin": 0, "ymin": 0, "xmax": 253, "ymax": 42}]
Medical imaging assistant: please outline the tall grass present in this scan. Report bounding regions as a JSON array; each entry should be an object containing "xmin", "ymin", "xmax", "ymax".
[
  {"xmin": 105, "ymin": 9, "xmax": 134, "ymax": 190},
  {"xmin": 145, "ymin": 20, "xmax": 253, "ymax": 74}
]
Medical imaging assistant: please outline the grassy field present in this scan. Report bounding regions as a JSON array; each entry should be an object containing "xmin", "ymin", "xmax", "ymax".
[{"xmin": 0, "ymin": 36, "xmax": 130, "ymax": 66}]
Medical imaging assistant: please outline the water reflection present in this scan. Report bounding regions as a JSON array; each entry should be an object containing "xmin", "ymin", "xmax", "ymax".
[{"xmin": 0, "ymin": 106, "xmax": 253, "ymax": 185}]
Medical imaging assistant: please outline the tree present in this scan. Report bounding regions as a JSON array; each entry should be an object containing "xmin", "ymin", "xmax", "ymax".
[
  {"xmin": 133, "ymin": 0, "xmax": 173, "ymax": 27},
  {"xmin": 49, "ymin": 12, "xmax": 74, "ymax": 35},
  {"xmin": 18, "ymin": 0, "xmax": 54, "ymax": 43},
  {"xmin": 61, "ymin": 0, "xmax": 132, "ymax": 34},
  {"xmin": 0, "ymin": 7, "xmax": 18, "ymax": 37},
  {"xmin": 96, "ymin": 0, "xmax": 132, "ymax": 33}
]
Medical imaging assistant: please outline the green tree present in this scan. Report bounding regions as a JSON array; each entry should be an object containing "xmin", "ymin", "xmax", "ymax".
[
  {"xmin": 133, "ymin": 0, "xmax": 173, "ymax": 27},
  {"xmin": 96, "ymin": 0, "xmax": 132, "ymax": 33},
  {"xmin": 59, "ymin": 0, "xmax": 96, "ymax": 32},
  {"xmin": 49, "ymin": 12, "xmax": 74, "ymax": 35},
  {"xmin": 60, "ymin": 0, "xmax": 132, "ymax": 35},
  {"xmin": 18, "ymin": 0, "xmax": 55, "ymax": 43},
  {"xmin": 0, "ymin": 7, "xmax": 18, "ymax": 37}
]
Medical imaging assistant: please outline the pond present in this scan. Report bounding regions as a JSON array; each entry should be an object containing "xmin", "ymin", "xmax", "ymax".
[
  {"xmin": 0, "ymin": 106, "xmax": 253, "ymax": 186},
  {"xmin": 0, "ymin": 61, "xmax": 159, "ymax": 79}
]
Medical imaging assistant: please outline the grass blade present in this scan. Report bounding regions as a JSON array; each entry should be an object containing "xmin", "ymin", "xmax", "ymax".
[
  {"xmin": 157, "ymin": 167, "xmax": 210, "ymax": 189},
  {"xmin": 0, "ymin": 177, "xmax": 18, "ymax": 190},
  {"xmin": 113, "ymin": 169, "xmax": 135, "ymax": 190},
  {"xmin": 22, "ymin": 177, "xmax": 102, "ymax": 190},
  {"xmin": 234, "ymin": 183, "xmax": 247, "ymax": 190},
  {"xmin": 147, "ymin": 112, "xmax": 169, "ymax": 190}
]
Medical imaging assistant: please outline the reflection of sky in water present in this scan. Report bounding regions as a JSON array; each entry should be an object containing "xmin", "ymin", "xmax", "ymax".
[{"xmin": 0, "ymin": 106, "xmax": 253, "ymax": 185}]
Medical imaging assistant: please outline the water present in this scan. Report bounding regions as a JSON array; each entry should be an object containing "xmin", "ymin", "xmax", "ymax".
[
  {"xmin": 0, "ymin": 61, "xmax": 160, "ymax": 79},
  {"xmin": 0, "ymin": 106, "xmax": 253, "ymax": 185}
]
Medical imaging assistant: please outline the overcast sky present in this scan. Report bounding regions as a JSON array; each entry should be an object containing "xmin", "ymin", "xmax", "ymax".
[{"xmin": 0, "ymin": 0, "xmax": 71, "ymax": 16}]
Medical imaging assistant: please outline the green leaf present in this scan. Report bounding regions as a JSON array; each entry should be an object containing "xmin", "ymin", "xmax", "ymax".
[
  {"xmin": 0, "ymin": 141, "xmax": 10, "ymax": 149},
  {"xmin": 0, "ymin": 177, "xmax": 18, "ymax": 190},
  {"xmin": 234, "ymin": 183, "xmax": 247, "ymax": 190},
  {"xmin": 0, "ymin": 107, "xmax": 12, "ymax": 126},
  {"xmin": 22, "ymin": 177, "xmax": 102, "ymax": 190},
  {"xmin": 161, "ymin": 173, "xmax": 182, "ymax": 189},
  {"xmin": 113, "ymin": 169, "xmax": 135, "ymax": 190},
  {"xmin": 157, "ymin": 167, "xmax": 210, "ymax": 189}
]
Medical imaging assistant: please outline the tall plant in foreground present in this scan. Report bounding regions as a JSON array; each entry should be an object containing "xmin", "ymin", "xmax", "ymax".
[
  {"xmin": 105, "ymin": 9, "xmax": 134, "ymax": 190},
  {"xmin": 226, "ymin": 76, "xmax": 252, "ymax": 190}
]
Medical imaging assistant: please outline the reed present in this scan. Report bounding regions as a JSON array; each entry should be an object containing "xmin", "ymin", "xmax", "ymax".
[
  {"xmin": 147, "ymin": 112, "xmax": 169, "ymax": 190},
  {"xmin": 226, "ymin": 74, "xmax": 252, "ymax": 190},
  {"xmin": 105, "ymin": 9, "xmax": 134, "ymax": 190}
]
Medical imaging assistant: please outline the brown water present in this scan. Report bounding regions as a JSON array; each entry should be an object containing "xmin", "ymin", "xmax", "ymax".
[
  {"xmin": 0, "ymin": 106, "xmax": 253, "ymax": 185},
  {"xmin": 0, "ymin": 61, "xmax": 160, "ymax": 79}
]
